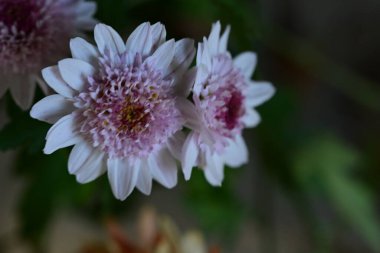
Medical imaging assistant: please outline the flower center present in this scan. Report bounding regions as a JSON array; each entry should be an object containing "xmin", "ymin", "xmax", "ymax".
[
  {"xmin": 215, "ymin": 88, "xmax": 244, "ymax": 130},
  {"xmin": 75, "ymin": 53, "xmax": 183, "ymax": 159},
  {"xmin": 198, "ymin": 54, "xmax": 246, "ymax": 140},
  {"xmin": 0, "ymin": 0, "xmax": 41, "ymax": 34},
  {"xmin": 117, "ymin": 102, "xmax": 149, "ymax": 134}
]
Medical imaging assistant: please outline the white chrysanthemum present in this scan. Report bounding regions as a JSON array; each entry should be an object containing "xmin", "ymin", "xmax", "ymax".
[
  {"xmin": 180, "ymin": 21, "xmax": 275, "ymax": 186},
  {"xmin": 0, "ymin": 0, "xmax": 97, "ymax": 109},
  {"xmin": 30, "ymin": 23, "xmax": 195, "ymax": 200}
]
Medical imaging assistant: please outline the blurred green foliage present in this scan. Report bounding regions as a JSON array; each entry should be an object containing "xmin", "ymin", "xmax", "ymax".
[
  {"xmin": 294, "ymin": 136, "xmax": 380, "ymax": 252},
  {"xmin": 184, "ymin": 169, "xmax": 244, "ymax": 239}
]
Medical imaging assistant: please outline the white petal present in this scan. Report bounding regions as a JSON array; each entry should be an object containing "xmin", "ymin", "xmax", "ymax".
[
  {"xmin": 145, "ymin": 39, "xmax": 175, "ymax": 72},
  {"xmin": 94, "ymin": 24, "xmax": 126, "ymax": 55},
  {"xmin": 202, "ymin": 41, "xmax": 212, "ymax": 67},
  {"xmin": 42, "ymin": 66, "xmax": 75, "ymax": 98},
  {"xmin": 148, "ymin": 148, "xmax": 178, "ymax": 189},
  {"xmin": 219, "ymin": 25, "xmax": 231, "ymax": 53},
  {"xmin": 167, "ymin": 38, "xmax": 195, "ymax": 77},
  {"xmin": 76, "ymin": 151, "xmax": 106, "ymax": 184},
  {"xmin": 207, "ymin": 21, "xmax": 221, "ymax": 56},
  {"xmin": 68, "ymin": 141, "xmax": 93, "ymax": 174},
  {"xmin": 246, "ymin": 81, "xmax": 275, "ymax": 107},
  {"xmin": 204, "ymin": 152, "xmax": 224, "ymax": 186},
  {"xmin": 242, "ymin": 108, "xmax": 261, "ymax": 128},
  {"xmin": 234, "ymin": 52, "xmax": 257, "ymax": 79},
  {"xmin": 200, "ymin": 39, "xmax": 212, "ymax": 71},
  {"xmin": 181, "ymin": 132, "xmax": 199, "ymax": 180},
  {"xmin": 44, "ymin": 114, "xmax": 80, "ymax": 154},
  {"xmin": 107, "ymin": 158, "xmax": 140, "ymax": 200},
  {"xmin": 9, "ymin": 74, "xmax": 35, "ymax": 110},
  {"xmin": 76, "ymin": 1, "xmax": 97, "ymax": 16},
  {"xmin": 224, "ymin": 135, "xmax": 248, "ymax": 168},
  {"xmin": 174, "ymin": 67, "xmax": 196, "ymax": 97},
  {"xmin": 58, "ymin": 59, "xmax": 95, "ymax": 91},
  {"xmin": 150, "ymin": 22, "xmax": 166, "ymax": 49},
  {"xmin": 176, "ymin": 97, "xmax": 202, "ymax": 131},
  {"xmin": 70, "ymin": 37, "xmax": 99, "ymax": 64},
  {"xmin": 193, "ymin": 65, "xmax": 209, "ymax": 96},
  {"xmin": 69, "ymin": 142, "xmax": 106, "ymax": 183},
  {"xmin": 136, "ymin": 161, "xmax": 153, "ymax": 195},
  {"xmin": 125, "ymin": 22, "xmax": 151, "ymax": 55},
  {"xmin": 196, "ymin": 42, "xmax": 203, "ymax": 67},
  {"xmin": 167, "ymin": 131, "xmax": 186, "ymax": 160},
  {"xmin": 30, "ymin": 95, "xmax": 75, "ymax": 124}
]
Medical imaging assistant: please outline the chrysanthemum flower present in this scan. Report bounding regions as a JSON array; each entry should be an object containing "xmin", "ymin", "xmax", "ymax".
[
  {"xmin": 180, "ymin": 22, "xmax": 275, "ymax": 186},
  {"xmin": 31, "ymin": 22, "xmax": 195, "ymax": 200},
  {"xmin": 0, "ymin": 0, "xmax": 97, "ymax": 109}
]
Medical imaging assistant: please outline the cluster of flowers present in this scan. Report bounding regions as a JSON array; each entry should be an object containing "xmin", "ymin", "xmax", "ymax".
[{"xmin": 1, "ymin": 0, "xmax": 275, "ymax": 200}]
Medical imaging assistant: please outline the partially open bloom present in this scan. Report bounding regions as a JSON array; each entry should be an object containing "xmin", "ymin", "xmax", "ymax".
[
  {"xmin": 31, "ymin": 23, "xmax": 195, "ymax": 200},
  {"xmin": 0, "ymin": 0, "xmax": 97, "ymax": 109},
  {"xmin": 180, "ymin": 22, "xmax": 275, "ymax": 186}
]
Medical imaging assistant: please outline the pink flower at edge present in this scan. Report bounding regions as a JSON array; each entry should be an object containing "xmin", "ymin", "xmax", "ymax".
[
  {"xmin": 30, "ymin": 23, "xmax": 196, "ymax": 200},
  {"xmin": 0, "ymin": 0, "xmax": 97, "ymax": 109},
  {"xmin": 180, "ymin": 21, "xmax": 275, "ymax": 186}
]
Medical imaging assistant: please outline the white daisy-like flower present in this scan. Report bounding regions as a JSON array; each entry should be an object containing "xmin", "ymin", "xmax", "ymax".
[
  {"xmin": 30, "ymin": 23, "xmax": 195, "ymax": 200},
  {"xmin": 0, "ymin": 0, "xmax": 97, "ymax": 109},
  {"xmin": 180, "ymin": 21, "xmax": 275, "ymax": 186}
]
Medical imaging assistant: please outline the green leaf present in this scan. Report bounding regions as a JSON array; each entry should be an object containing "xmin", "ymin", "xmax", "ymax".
[{"xmin": 293, "ymin": 135, "xmax": 380, "ymax": 251}]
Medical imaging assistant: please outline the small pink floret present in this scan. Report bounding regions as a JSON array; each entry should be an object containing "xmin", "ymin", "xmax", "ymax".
[{"xmin": 0, "ymin": 0, "xmax": 79, "ymax": 74}]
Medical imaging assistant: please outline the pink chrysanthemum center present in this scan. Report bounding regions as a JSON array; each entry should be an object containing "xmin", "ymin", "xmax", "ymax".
[
  {"xmin": 74, "ymin": 53, "xmax": 183, "ymax": 159},
  {"xmin": 197, "ymin": 54, "xmax": 246, "ymax": 139},
  {"xmin": 215, "ymin": 87, "xmax": 244, "ymax": 130},
  {"xmin": 0, "ymin": 0, "xmax": 77, "ymax": 74},
  {"xmin": 116, "ymin": 100, "xmax": 149, "ymax": 135},
  {"xmin": 0, "ymin": 0, "xmax": 41, "ymax": 33}
]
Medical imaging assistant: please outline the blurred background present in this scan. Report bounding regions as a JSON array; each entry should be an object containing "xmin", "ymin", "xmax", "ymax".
[{"xmin": 1, "ymin": 0, "xmax": 380, "ymax": 252}]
